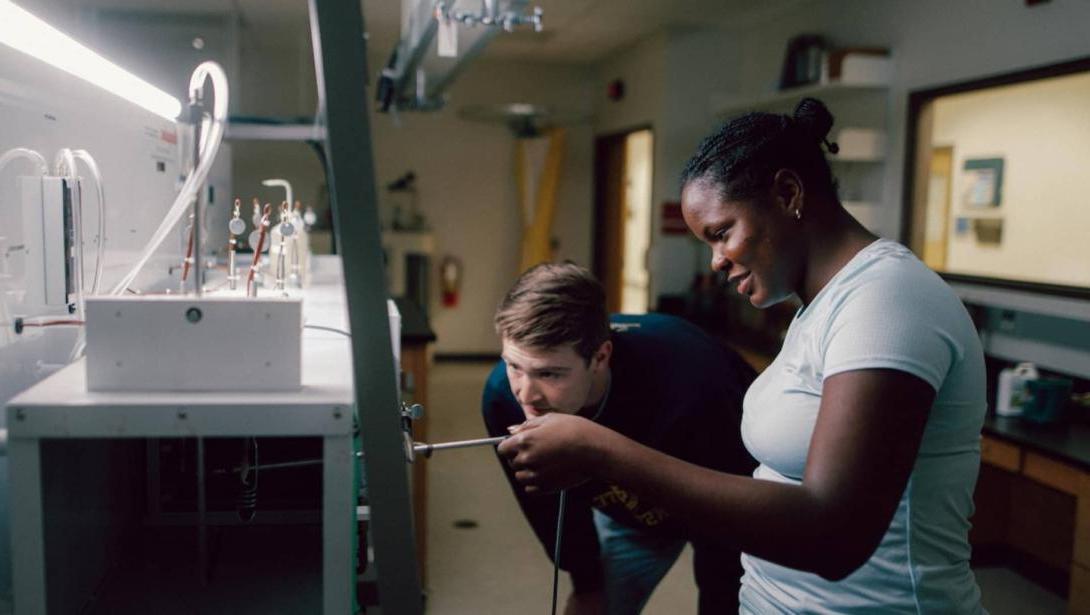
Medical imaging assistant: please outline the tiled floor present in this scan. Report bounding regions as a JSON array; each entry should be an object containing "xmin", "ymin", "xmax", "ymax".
[{"xmin": 422, "ymin": 361, "xmax": 1066, "ymax": 614}]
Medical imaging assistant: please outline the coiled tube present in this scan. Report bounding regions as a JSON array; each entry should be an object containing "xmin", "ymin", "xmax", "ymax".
[{"xmin": 237, "ymin": 438, "xmax": 259, "ymax": 523}]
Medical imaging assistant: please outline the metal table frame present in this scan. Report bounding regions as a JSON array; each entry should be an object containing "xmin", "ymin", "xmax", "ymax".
[
  {"xmin": 6, "ymin": 356, "xmax": 357, "ymax": 614},
  {"xmin": 309, "ymin": 0, "xmax": 424, "ymax": 611}
]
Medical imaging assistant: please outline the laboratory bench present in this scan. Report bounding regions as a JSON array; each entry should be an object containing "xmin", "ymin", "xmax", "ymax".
[{"xmin": 4, "ymin": 258, "xmax": 435, "ymax": 614}]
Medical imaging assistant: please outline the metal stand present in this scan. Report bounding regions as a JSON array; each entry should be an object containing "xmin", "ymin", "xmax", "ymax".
[{"xmin": 308, "ymin": 1, "xmax": 424, "ymax": 613}]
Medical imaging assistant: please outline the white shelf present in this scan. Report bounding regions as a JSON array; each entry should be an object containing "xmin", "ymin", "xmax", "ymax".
[{"xmin": 950, "ymin": 282, "xmax": 1090, "ymax": 323}]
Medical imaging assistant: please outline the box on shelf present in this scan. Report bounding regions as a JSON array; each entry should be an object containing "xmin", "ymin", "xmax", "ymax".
[
  {"xmin": 823, "ymin": 48, "xmax": 891, "ymax": 86},
  {"xmin": 834, "ymin": 128, "xmax": 887, "ymax": 161}
]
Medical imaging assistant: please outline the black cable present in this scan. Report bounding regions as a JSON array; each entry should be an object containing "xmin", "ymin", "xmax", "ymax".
[
  {"xmin": 548, "ymin": 375, "xmax": 610, "ymax": 614},
  {"xmin": 551, "ymin": 489, "xmax": 567, "ymax": 615},
  {"xmin": 304, "ymin": 323, "xmax": 351, "ymax": 338}
]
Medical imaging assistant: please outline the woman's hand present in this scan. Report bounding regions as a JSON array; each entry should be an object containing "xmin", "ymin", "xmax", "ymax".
[{"xmin": 496, "ymin": 413, "xmax": 610, "ymax": 493}]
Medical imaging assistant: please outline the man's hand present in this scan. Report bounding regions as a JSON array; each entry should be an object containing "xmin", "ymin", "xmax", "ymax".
[
  {"xmin": 496, "ymin": 413, "xmax": 611, "ymax": 493},
  {"xmin": 564, "ymin": 589, "xmax": 606, "ymax": 615}
]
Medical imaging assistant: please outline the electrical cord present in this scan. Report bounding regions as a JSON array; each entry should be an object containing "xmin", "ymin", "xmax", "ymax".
[
  {"xmin": 237, "ymin": 437, "xmax": 258, "ymax": 522},
  {"xmin": 9, "ymin": 317, "xmax": 84, "ymax": 334},
  {"xmin": 549, "ymin": 373, "xmax": 611, "ymax": 615},
  {"xmin": 304, "ymin": 323, "xmax": 351, "ymax": 338},
  {"xmin": 551, "ymin": 489, "xmax": 567, "ymax": 615}
]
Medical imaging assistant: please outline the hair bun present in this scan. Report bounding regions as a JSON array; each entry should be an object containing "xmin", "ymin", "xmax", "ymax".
[{"xmin": 793, "ymin": 97, "xmax": 838, "ymax": 153}]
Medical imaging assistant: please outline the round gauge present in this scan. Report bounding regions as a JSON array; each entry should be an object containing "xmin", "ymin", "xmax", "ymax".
[
  {"xmin": 248, "ymin": 230, "xmax": 269, "ymax": 252},
  {"xmin": 228, "ymin": 217, "xmax": 246, "ymax": 235},
  {"xmin": 279, "ymin": 221, "xmax": 295, "ymax": 237}
]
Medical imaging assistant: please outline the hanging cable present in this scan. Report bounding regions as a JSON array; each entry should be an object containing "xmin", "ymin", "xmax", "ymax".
[
  {"xmin": 551, "ymin": 489, "xmax": 567, "ymax": 615},
  {"xmin": 237, "ymin": 437, "xmax": 259, "ymax": 522},
  {"xmin": 549, "ymin": 375, "xmax": 610, "ymax": 615},
  {"xmin": 10, "ymin": 316, "xmax": 85, "ymax": 334},
  {"xmin": 304, "ymin": 324, "xmax": 352, "ymax": 338}
]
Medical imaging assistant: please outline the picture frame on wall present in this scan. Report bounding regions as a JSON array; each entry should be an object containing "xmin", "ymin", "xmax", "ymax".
[{"xmin": 962, "ymin": 157, "xmax": 1004, "ymax": 208}]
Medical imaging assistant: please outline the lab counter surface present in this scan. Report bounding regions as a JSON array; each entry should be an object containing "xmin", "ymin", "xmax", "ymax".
[
  {"xmin": 983, "ymin": 415, "xmax": 1090, "ymax": 472},
  {"xmin": 2, "ymin": 256, "xmax": 393, "ymax": 614}
]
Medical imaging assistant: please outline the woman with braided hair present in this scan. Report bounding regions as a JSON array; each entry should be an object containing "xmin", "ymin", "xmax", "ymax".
[{"xmin": 498, "ymin": 98, "xmax": 987, "ymax": 613}]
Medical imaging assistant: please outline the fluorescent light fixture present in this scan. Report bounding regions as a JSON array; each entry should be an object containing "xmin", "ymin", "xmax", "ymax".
[{"xmin": 0, "ymin": 0, "xmax": 182, "ymax": 121}]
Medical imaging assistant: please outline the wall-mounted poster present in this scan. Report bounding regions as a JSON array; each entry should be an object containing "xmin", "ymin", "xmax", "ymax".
[{"xmin": 962, "ymin": 157, "xmax": 1004, "ymax": 207}]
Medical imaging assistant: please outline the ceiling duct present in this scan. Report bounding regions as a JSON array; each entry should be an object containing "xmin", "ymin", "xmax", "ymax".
[{"xmin": 376, "ymin": 0, "xmax": 543, "ymax": 113}]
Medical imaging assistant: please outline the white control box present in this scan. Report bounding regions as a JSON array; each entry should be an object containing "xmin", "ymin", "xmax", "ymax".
[{"xmin": 85, "ymin": 295, "xmax": 302, "ymax": 392}]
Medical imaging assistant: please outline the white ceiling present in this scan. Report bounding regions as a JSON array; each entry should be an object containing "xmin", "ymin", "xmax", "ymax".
[{"xmin": 70, "ymin": 0, "xmax": 803, "ymax": 65}]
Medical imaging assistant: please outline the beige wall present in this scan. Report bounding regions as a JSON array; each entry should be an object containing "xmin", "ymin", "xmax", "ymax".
[
  {"xmin": 932, "ymin": 72, "xmax": 1090, "ymax": 287},
  {"xmin": 369, "ymin": 57, "xmax": 595, "ymax": 354}
]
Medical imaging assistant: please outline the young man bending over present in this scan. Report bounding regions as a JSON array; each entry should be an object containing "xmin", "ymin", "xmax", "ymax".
[{"xmin": 482, "ymin": 262, "xmax": 756, "ymax": 614}]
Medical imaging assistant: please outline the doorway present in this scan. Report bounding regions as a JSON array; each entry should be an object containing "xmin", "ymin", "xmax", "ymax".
[{"xmin": 593, "ymin": 128, "xmax": 653, "ymax": 314}]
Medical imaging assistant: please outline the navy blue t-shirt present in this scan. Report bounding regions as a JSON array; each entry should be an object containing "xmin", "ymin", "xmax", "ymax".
[{"xmin": 482, "ymin": 313, "xmax": 756, "ymax": 595}]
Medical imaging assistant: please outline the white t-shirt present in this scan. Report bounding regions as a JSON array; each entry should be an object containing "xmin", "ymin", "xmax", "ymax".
[{"xmin": 739, "ymin": 239, "xmax": 986, "ymax": 614}]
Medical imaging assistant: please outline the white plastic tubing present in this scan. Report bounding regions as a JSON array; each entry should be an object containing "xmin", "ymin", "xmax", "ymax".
[
  {"xmin": 2, "ymin": 146, "xmax": 104, "ymax": 297},
  {"xmin": 0, "ymin": 147, "xmax": 48, "ymax": 176},
  {"xmin": 71, "ymin": 150, "xmax": 105, "ymax": 293},
  {"xmin": 110, "ymin": 60, "xmax": 228, "ymax": 295}
]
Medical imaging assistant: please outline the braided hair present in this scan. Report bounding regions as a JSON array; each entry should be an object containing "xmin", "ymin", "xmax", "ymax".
[{"xmin": 680, "ymin": 97, "xmax": 840, "ymax": 203}]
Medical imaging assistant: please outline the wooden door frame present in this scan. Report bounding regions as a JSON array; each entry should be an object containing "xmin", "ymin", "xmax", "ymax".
[{"xmin": 592, "ymin": 125, "xmax": 653, "ymax": 313}]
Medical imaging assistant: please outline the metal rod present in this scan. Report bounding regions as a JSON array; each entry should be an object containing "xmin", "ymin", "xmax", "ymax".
[
  {"xmin": 212, "ymin": 436, "xmax": 508, "ymax": 476},
  {"xmin": 412, "ymin": 436, "xmax": 505, "ymax": 457},
  {"xmin": 189, "ymin": 103, "xmax": 204, "ymax": 297}
]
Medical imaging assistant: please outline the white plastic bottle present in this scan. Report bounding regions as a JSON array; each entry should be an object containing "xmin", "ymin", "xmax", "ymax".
[{"xmin": 996, "ymin": 362, "xmax": 1039, "ymax": 417}]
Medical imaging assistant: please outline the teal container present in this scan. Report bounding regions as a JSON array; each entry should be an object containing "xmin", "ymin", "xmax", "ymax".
[{"xmin": 1022, "ymin": 378, "xmax": 1073, "ymax": 424}]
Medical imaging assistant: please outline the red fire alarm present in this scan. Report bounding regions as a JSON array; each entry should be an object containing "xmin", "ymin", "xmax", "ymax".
[{"xmin": 607, "ymin": 79, "xmax": 624, "ymax": 101}]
